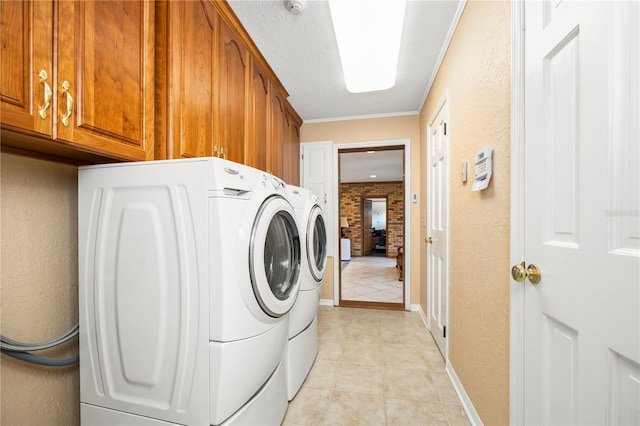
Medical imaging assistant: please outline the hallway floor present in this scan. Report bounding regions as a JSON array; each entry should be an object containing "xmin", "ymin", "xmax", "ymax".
[
  {"xmin": 341, "ymin": 256, "xmax": 403, "ymax": 303},
  {"xmin": 283, "ymin": 306, "xmax": 470, "ymax": 425}
]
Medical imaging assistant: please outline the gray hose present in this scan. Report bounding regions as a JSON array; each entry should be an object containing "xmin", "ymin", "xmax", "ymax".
[
  {"xmin": 0, "ymin": 324, "xmax": 79, "ymax": 352},
  {"xmin": 0, "ymin": 324, "xmax": 80, "ymax": 366},
  {"xmin": 1, "ymin": 350, "xmax": 79, "ymax": 367}
]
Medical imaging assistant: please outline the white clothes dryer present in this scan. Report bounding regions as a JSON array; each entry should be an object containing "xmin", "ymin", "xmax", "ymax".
[
  {"xmin": 208, "ymin": 159, "xmax": 301, "ymax": 424},
  {"xmin": 78, "ymin": 157, "xmax": 301, "ymax": 426},
  {"xmin": 284, "ymin": 186, "xmax": 327, "ymax": 400}
]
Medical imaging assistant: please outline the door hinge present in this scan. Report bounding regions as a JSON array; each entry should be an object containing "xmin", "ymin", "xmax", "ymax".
[
  {"xmin": 443, "ymin": 325, "xmax": 447, "ymax": 338},
  {"xmin": 444, "ymin": 123, "xmax": 447, "ymax": 135},
  {"xmin": 301, "ymin": 154, "xmax": 304, "ymax": 159}
]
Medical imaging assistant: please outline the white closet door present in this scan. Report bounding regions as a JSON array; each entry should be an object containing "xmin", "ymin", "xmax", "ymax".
[{"xmin": 523, "ymin": 2, "xmax": 639, "ymax": 424}]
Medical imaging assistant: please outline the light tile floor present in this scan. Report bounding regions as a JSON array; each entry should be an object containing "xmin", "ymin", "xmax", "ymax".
[
  {"xmin": 283, "ymin": 306, "xmax": 470, "ymax": 425},
  {"xmin": 341, "ymin": 256, "xmax": 403, "ymax": 303}
]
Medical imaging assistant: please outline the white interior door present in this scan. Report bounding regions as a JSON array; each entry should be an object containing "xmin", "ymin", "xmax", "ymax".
[
  {"xmin": 427, "ymin": 100, "xmax": 448, "ymax": 356},
  {"xmin": 301, "ymin": 141, "xmax": 333, "ymax": 257},
  {"xmin": 523, "ymin": 1, "xmax": 639, "ymax": 424}
]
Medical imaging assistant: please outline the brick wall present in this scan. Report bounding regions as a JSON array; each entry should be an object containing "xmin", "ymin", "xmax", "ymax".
[{"xmin": 339, "ymin": 182, "xmax": 404, "ymax": 257}]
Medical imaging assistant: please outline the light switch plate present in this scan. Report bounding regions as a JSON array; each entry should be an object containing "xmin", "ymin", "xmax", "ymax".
[
  {"xmin": 461, "ymin": 161, "xmax": 468, "ymax": 183},
  {"xmin": 411, "ymin": 193, "xmax": 418, "ymax": 203}
]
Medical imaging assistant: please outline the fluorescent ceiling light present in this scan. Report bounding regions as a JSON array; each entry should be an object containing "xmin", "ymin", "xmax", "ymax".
[
  {"xmin": 370, "ymin": 174, "xmax": 377, "ymax": 178},
  {"xmin": 328, "ymin": 0, "xmax": 407, "ymax": 93},
  {"xmin": 366, "ymin": 150, "xmax": 376, "ymax": 154}
]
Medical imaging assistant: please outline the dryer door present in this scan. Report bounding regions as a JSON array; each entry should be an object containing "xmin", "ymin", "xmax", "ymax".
[
  {"xmin": 307, "ymin": 205, "xmax": 327, "ymax": 282},
  {"xmin": 250, "ymin": 196, "xmax": 301, "ymax": 317}
]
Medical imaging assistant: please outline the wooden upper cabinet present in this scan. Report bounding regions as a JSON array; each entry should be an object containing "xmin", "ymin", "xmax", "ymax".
[
  {"xmin": 0, "ymin": 0, "xmax": 53, "ymax": 137},
  {"xmin": 269, "ymin": 87, "xmax": 286, "ymax": 180},
  {"xmin": 55, "ymin": 0, "xmax": 154, "ymax": 160},
  {"xmin": 156, "ymin": 0, "xmax": 217, "ymax": 159},
  {"xmin": 157, "ymin": 0, "xmax": 249, "ymax": 163},
  {"xmin": 1, "ymin": 0, "xmax": 153, "ymax": 161},
  {"xmin": 1, "ymin": 0, "xmax": 303, "ymax": 167},
  {"xmin": 285, "ymin": 102, "xmax": 302, "ymax": 186},
  {"xmin": 246, "ymin": 59, "xmax": 270, "ymax": 172},
  {"xmin": 216, "ymin": 18, "xmax": 248, "ymax": 164}
]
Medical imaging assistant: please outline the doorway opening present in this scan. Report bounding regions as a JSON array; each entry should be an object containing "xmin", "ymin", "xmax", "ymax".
[
  {"xmin": 338, "ymin": 146, "xmax": 405, "ymax": 310},
  {"xmin": 363, "ymin": 197, "xmax": 388, "ymax": 257}
]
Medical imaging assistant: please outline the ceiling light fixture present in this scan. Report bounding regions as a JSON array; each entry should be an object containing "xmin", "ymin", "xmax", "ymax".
[
  {"xmin": 366, "ymin": 150, "xmax": 376, "ymax": 154},
  {"xmin": 370, "ymin": 174, "xmax": 377, "ymax": 178},
  {"xmin": 328, "ymin": 0, "xmax": 407, "ymax": 93}
]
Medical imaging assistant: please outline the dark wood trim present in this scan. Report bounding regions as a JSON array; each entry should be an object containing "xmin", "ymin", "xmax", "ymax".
[
  {"xmin": 341, "ymin": 180, "xmax": 403, "ymax": 185},
  {"xmin": 338, "ymin": 146, "xmax": 404, "ymax": 154},
  {"xmin": 338, "ymin": 145, "xmax": 407, "ymax": 311},
  {"xmin": 339, "ymin": 299, "xmax": 406, "ymax": 311},
  {"xmin": 1, "ymin": 128, "xmax": 123, "ymax": 165},
  {"xmin": 337, "ymin": 145, "xmax": 406, "ymax": 310}
]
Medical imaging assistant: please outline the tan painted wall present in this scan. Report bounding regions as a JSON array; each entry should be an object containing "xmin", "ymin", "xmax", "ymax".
[
  {"xmin": 1, "ymin": 153, "xmax": 80, "ymax": 425},
  {"xmin": 419, "ymin": 1, "xmax": 511, "ymax": 424},
  {"xmin": 301, "ymin": 114, "xmax": 421, "ymax": 305},
  {"xmin": 320, "ymin": 257, "xmax": 334, "ymax": 301}
]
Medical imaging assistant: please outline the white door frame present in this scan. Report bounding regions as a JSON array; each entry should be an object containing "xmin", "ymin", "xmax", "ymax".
[
  {"xmin": 509, "ymin": 0, "xmax": 525, "ymax": 423},
  {"xmin": 425, "ymin": 93, "xmax": 450, "ymax": 359},
  {"xmin": 333, "ymin": 139, "xmax": 412, "ymax": 310}
]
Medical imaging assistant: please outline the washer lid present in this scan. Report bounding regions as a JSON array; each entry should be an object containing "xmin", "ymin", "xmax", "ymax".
[
  {"xmin": 250, "ymin": 196, "xmax": 301, "ymax": 317},
  {"xmin": 307, "ymin": 205, "xmax": 327, "ymax": 282}
]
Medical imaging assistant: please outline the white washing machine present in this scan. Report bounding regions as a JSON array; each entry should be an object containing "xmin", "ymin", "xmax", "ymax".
[
  {"xmin": 78, "ymin": 157, "xmax": 301, "ymax": 426},
  {"xmin": 284, "ymin": 186, "xmax": 327, "ymax": 400}
]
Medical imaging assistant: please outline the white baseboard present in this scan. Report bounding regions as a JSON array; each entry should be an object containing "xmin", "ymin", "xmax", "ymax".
[
  {"xmin": 446, "ymin": 363, "xmax": 483, "ymax": 426},
  {"xmin": 319, "ymin": 301, "xmax": 424, "ymax": 311},
  {"xmin": 417, "ymin": 305, "xmax": 429, "ymax": 330}
]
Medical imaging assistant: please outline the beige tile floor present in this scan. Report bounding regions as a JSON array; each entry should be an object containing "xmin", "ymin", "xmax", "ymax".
[
  {"xmin": 283, "ymin": 306, "xmax": 470, "ymax": 425},
  {"xmin": 341, "ymin": 256, "xmax": 403, "ymax": 303}
]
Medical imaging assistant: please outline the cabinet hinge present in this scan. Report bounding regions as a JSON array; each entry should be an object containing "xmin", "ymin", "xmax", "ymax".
[
  {"xmin": 443, "ymin": 325, "xmax": 447, "ymax": 338},
  {"xmin": 444, "ymin": 123, "xmax": 447, "ymax": 135}
]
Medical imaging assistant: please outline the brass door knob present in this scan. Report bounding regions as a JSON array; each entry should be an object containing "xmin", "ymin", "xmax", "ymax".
[
  {"xmin": 425, "ymin": 237, "xmax": 437, "ymax": 244},
  {"xmin": 511, "ymin": 262, "xmax": 541, "ymax": 284}
]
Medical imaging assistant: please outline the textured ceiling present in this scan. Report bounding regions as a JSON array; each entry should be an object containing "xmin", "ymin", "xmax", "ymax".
[
  {"xmin": 228, "ymin": 0, "xmax": 463, "ymax": 122},
  {"xmin": 340, "ymin": 150, "xmax": 404, "ymax": 183}
]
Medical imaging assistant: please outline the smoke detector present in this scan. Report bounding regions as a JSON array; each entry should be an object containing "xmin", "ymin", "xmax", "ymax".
[{"xmin": 285, "ymin": 0, "xmax": 304, "ymax": 15}]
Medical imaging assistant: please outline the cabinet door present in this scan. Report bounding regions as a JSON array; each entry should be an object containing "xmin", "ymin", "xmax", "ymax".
[
  {"xmin": 269, "ymin": 88, "xmax": 286, "ymax": 179},
  {"xmin": 282, "ymin": 113, "xmax": 293, "ymax": 184},
  {"xmin": 0, "ymin": 0, "xmax": 53, "ymax": 137},
  {"xmin": 217, "ymin": 19, "xmax": 247, "ymax": 164},
  {"xmin": 158, "ymin": 0, "xmax": 218, "ymax": 159},
  {"xmin": 246, "ymin": 59, "xmax": 269, "ymax": 172},
  {"xmin": 56, "ymin": 0, "xmax": 154, "ymax": 160},
  {"xmin": 285, "ymin": 106, "xmax": 301, "ymax": 186}
]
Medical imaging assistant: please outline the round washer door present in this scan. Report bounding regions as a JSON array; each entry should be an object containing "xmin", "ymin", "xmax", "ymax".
[
  {"xmin": 249, "ymin": 195, "xmax": 301, "ymax": 317},
  {"xmin": 307, "ymin": 205, "xmax": 327, "ymax": 282}
]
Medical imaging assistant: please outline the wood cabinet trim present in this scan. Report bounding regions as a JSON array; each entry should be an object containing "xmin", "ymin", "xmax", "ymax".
[
  {"xmin": 211, "ymin": 0, "xmax": 289, "ymax": 99},
  {"xmin": 285, "ymin": 100, "xmax": 303, "ymax": 126}
]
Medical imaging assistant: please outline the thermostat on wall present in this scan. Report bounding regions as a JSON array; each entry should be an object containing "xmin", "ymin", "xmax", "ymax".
[{"xmin": 471, "ymin": 146, "xmax": 493, "ymax": 192}]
